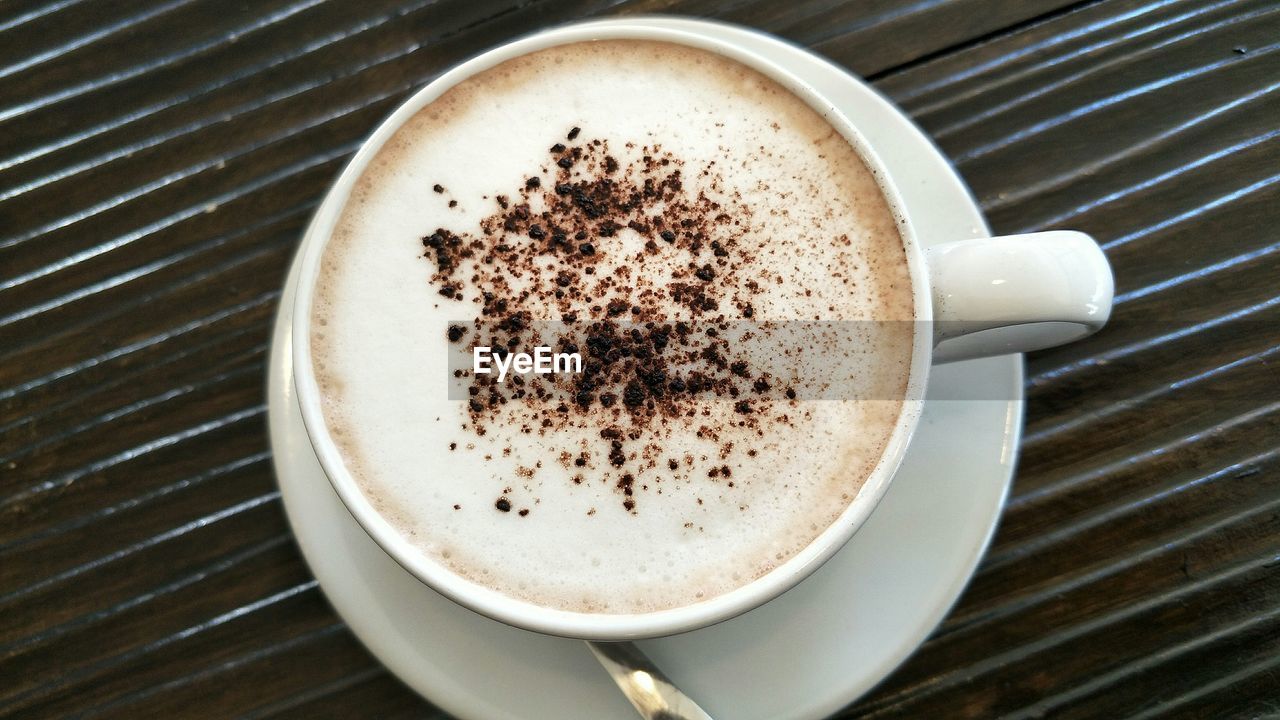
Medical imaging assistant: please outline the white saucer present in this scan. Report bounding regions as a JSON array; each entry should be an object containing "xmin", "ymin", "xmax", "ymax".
[{"xmin": 268, "ymin": 18, "xmax": 1021, "ymax": 720}]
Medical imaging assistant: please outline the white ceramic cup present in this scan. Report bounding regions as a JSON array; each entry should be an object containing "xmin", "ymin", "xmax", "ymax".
[{"xmin": 290, "ymin": 20, "xmax": 1114, "ymax": 640}]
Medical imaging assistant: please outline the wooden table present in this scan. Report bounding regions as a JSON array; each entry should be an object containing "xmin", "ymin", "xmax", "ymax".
[{"xmin": 3, "ymin": 1, "xmax": 1277, "ymax": 717}]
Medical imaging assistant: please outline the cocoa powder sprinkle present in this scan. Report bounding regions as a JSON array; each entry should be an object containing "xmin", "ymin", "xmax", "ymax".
[{"xmin": 424, "ymin": 128, "xmax": 790, "ymax": 513}]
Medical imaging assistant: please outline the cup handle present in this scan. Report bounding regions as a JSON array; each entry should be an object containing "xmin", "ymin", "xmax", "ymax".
[{"xmin": 926, "ymin": 230, "xmax": 1114, "ymax": 364}]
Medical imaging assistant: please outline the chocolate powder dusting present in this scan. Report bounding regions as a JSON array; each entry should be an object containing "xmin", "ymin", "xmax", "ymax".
[{"xmin": 423, "ymin": 129, "xmax": 793, "ymax": 513}]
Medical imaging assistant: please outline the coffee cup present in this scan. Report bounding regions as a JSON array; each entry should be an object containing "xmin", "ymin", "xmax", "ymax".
[{"xmin": 290, "ymin": 21, "xmax": 1112, "ymax": 640}]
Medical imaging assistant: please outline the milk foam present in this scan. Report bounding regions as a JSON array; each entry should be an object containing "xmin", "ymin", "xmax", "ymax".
[{"xmin": 311, "ymin": 40, "xmax": 914, "ymax": 614}]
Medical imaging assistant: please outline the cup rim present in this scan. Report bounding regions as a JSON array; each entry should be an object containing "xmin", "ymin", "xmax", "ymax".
[{"xmin": 290, "ymin": 19, "xmax": 933, "ymax": 640}]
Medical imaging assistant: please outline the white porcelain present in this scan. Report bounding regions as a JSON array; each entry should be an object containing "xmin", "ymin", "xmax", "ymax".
[
  {"xmin": 283, "ymin": 18, "xmax": 1111, "ymax": 641},
  {"xmin": 270, "ymin": 16, "xmax": 1030, "ymax": 718},
  {"xmin": 930, "ymin": 231, "xmax": 1113, "ymax": 362}
]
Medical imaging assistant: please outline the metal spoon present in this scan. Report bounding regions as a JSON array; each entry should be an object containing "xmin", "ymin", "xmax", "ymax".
[{"xmin": 586, "ymin": 641, "xmax": 715, "ymax": 720}]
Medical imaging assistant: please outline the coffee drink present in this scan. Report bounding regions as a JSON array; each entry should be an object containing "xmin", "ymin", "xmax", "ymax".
[{"xmin": 310, "ymin": 40, "xmax": 914, "ymax": 614}]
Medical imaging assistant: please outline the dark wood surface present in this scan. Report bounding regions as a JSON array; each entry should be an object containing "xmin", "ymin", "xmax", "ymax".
[{"xmin": 2, "ymin": 0, "xmax": 1277, "ymax": 717}]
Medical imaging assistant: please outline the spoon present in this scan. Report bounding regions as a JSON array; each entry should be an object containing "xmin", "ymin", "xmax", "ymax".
[{"xmin": 586, "ymin": 640, "xmax": 715, "ymax": 720}]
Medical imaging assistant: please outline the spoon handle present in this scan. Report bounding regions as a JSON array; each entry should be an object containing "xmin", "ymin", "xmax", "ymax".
[{"xmin": 586, "ymin": 641, "xmax": 715, "ymax": 720}]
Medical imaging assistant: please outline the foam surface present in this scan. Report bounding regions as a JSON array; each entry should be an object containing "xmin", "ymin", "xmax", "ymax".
[{"xmin": 311, "ymin": 40, "xmax": 914, "ymax": 614}]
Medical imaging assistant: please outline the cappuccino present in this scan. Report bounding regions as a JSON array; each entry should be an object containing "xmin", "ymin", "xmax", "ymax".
[{"xmin": 311, "ymin": 40, "xmax": 914, "ymax": 614}]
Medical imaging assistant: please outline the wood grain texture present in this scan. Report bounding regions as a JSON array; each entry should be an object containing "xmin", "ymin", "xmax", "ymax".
[{"xmin": 1, "ymin": 0, "xmax": 1276, "ymax": 718}]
